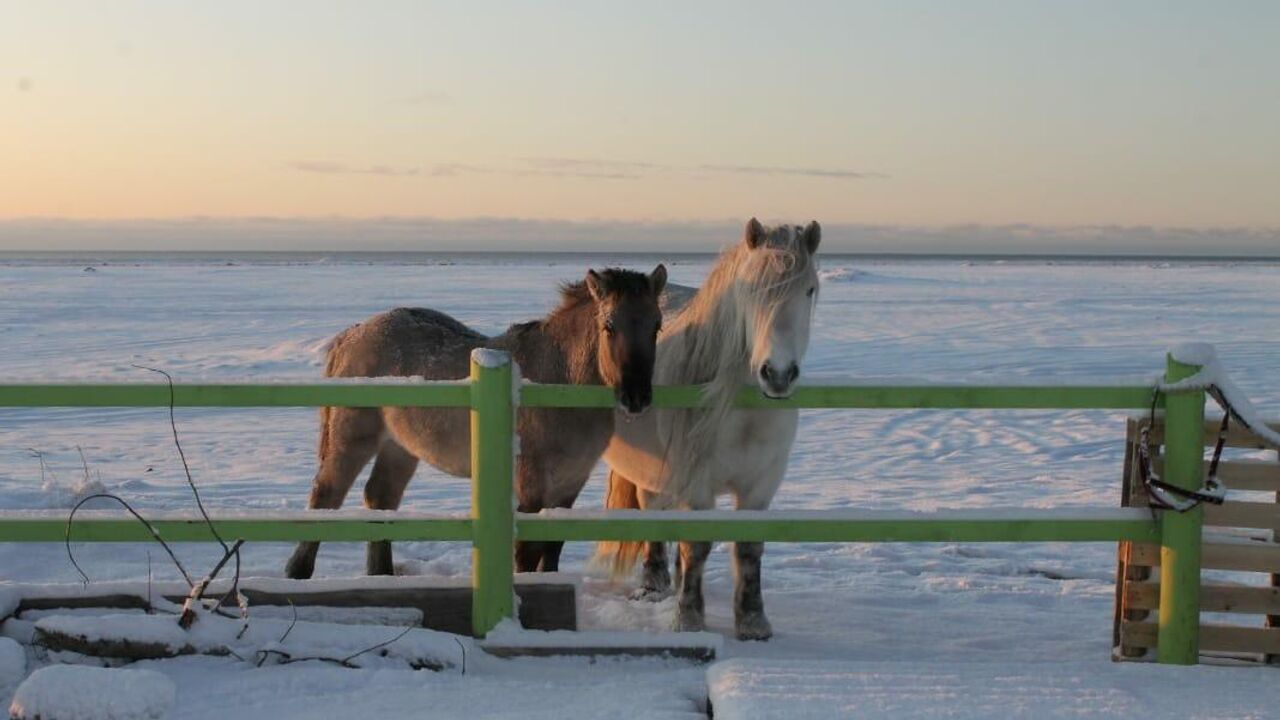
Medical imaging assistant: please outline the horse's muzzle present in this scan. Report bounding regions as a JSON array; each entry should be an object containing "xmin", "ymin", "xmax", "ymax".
[
  {"xmin": 759, "ymin": 361, "xmax": 799, "ymax": 399},
  {"xmin": 616, "ymin": 385, "xmax": 653, "ymax": 417}
]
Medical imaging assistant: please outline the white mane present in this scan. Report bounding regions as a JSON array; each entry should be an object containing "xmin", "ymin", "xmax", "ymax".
[{"xmin": 656, "ymin": 225, "xmax": 817, "ymax": 501}]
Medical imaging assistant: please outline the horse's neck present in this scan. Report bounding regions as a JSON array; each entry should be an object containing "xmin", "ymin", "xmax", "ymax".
[
  {"xmin": 662, "ymin": 280, "xmax": 748, "ymax": 390},
  {"xmin": 535, "ymin": 303, "xmax": 601, "ymax": 385}
]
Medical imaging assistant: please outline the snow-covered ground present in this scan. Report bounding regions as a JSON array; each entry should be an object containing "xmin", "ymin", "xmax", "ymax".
[{"xmin": 2, "ymin": 253, "xmax": 1279, "ymax": 718}]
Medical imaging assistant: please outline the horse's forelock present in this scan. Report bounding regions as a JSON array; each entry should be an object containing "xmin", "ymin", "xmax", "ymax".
[{"xmin": 739, "ymin": 228, "xmax": 815, "ymax": 303}]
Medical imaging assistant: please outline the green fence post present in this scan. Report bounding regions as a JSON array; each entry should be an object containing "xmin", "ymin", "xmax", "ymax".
[
  {"xmin": 1157, "ymin": 352, "xmax": 1205, "ymax": 664},
  {"xmin": 470, "ymin": 349, "xmax": 516, "ymax": 637}
]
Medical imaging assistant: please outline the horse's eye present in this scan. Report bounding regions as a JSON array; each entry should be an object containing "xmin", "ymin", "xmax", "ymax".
[
  {"xmin": 604, "ymin": 319, "xmax": 615, "ymax": 334},
  {"xmin": 807, "ymin": 286, "xmax": 816, "ymax": 297}
]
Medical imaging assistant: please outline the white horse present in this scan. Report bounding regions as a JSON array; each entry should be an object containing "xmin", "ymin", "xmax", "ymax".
[{"xmin": 599, "ymin": 218, "xmax": 821, "ymax": 640}]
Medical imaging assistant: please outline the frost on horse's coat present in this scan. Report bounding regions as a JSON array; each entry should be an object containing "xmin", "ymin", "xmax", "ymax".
[
  {"xmin": 285, "ymin": 265, "xmax": 666, "ymax": 579},
  {"xmin": 599, "ymin": 218, "xmax": 822, "ymax": 641}
]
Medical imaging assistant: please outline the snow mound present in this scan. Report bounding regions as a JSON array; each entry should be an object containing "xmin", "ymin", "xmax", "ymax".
[
  {"xmin": 817, "ymin": 266, "xmax": 865, "ymax": 283},
  {"xmin": 34, "ymin": 613, "xmax": 467, "ymax": 671},
  {"xmin": 818, "ymin": 267, "xmax": 949, "ymax": 285},
  {"xmin": 0, "ymin": 587, "xmax": 18, "ymax": 621},
  {"xmin": 0, "ymin": 637, "xmax": 26, "ymax": 700},
  {"xmin": 1164, "ymin": 343, "xmax": 1280, "ymax": 449},
  {"xmin": 9, "ymin": 665, "xmax": 174, "ymax": 720}
]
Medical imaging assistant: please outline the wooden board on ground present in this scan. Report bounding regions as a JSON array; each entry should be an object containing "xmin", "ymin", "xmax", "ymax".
[
  {"xmin": 479, "ymin": 630, "xmax": 720, "ymax": 663},
  {"xmin": 13, "ymin": 580, "xmax": 577, "ymax": 636}
]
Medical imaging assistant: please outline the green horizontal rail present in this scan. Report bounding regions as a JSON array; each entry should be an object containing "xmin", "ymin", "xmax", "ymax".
[
  {"xmin": 0, "ymin": 383, "xmax": 472, "ymax": 408},
  {"xmin": 520, "ymin": 383, "xmax": 1159, "ymax": 410},
  {"xmin": 0, "ymin": 382, "xmax": 1158, "ymax": 410},
  {"xmin": 515, "ymin": 511, "xmax": 1161, "ymax": 543},
  {"xmin": 2, "ymin": 517, "xmax": 474, "ymax": 543},
  {"xmin": 0, "ymin": 511, "xmax": 1159, "ymax": 545}
]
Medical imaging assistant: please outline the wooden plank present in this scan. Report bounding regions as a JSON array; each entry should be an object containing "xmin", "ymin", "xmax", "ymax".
[
  {"xmin": 1217, "ymin": 459, "xmax": 1280, "ymax": 493},
  {"xmin": 15, "ymin": 582, "xmax": 577, "ymax": 637},
  {"xmin": 1129, "ymin": 541, "xmax": 1280, "ymax": 574},
  {"xmin": 479, "ymin": 630, "xmax": 719, "ymax": 662},
  {"xmin": 1114, "ymin": 426, "xmax": 1152, "ymax": 658},
  {"xmin": 1150, "ymin": 458, "xmax": 1280, "ymax": 493},
  {"xmin": 1121, "ymin": 621, "xmax": 1280, "ymax": 655},
  {"xmin": 1269, "ymin": 475, "xmax": 1280, "ymax": 662},
  {"xmin": 1140, "ymin": 418, "xmax": 1280, "ymax": 450},
  {"xmin": 481, "ymin": 644, "xmax": 716, "ymax": 662},
  {"xmin": 1112, "ymin": 428, "xmax": 1137, "ymax": 650},
  {"xmin": 1125, "ymin": 582, "xmax": 1280, "ymax": 615},
  {"xmin": 1205, "ymin": 502, "xmax": 1280, "ymax": 530},
  {"xmin": 1119, "ymin": 620, "xmax": 1159, "ymax": 650}
]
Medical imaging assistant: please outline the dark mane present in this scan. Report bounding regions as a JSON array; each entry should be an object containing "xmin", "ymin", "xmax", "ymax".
[
  {"xmin": 504, "ymin": 268, "xmax": 652, "ymax": 335},
  {"xmin": 555, "ymin": 268, "xmax": 652, "ymax": 312}
]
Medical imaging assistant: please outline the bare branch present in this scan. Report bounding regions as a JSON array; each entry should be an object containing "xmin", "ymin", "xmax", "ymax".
[{"xmin": 66, "ymin": 492, "xmax": 195, "ymax": 587}]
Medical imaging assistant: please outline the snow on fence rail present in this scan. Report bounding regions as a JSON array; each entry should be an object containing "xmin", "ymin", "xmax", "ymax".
[{"xmin": 0, "ymin": 350, "xmax": 1213, "ymax": 664}]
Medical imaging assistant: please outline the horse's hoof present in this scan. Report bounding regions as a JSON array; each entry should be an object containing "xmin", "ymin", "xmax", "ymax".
[
  {"xmin": 735, "ymin": 614, "xmax": 773, "ymax": 641},
  {"xmin": 640, "ymin": 569, "xmax": 671, "ymax": 595},
  {"xmin": 672, "ymin": 610, "xmax": 706, "ymax": 633},
  {"xmin": 629, "ymin": 586, "xmax": 672, "ymax": 602}
]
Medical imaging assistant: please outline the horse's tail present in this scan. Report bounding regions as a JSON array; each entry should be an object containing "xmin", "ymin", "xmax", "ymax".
[
  {"xmin": 596, "ymin": 469, "xmax": 646, "ymax": 580},
  {"xmin": 316, "ymin": 330, "xmax": 347, "ymax": 462}
]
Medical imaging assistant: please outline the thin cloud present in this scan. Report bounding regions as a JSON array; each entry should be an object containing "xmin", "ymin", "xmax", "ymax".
[
  {"xmin": 529, "ymin": 157, "xmax": 886, "ymax": 180},
  {"xmin": 699, "ymin": 164, "xmax": 888, "ymax": 179},
  {"xmin": 430, "ymin": 162, "xmax": 497, "ymax": 177},
  {"xmin": 289, "ymin": 157, "xmax": 881, "ymax": 182},
  {"xmin": 288, "ymin": 161, "xmax": 420, "ymax": 177},
  {"xmin": 523, "ymin": 157, "xmax": 667, "ymax": 172},
  {"xmin": 433, "ymin": 161, "xmax": 639, "ymax": 180}
]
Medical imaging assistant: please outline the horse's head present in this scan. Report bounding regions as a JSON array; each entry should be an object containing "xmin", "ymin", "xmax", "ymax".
[
  {"xmin": 736, "ymin": 218, "xmax": 821, "ymax": 399},
  {"xmin": 585, "ymin": 264, "xmax": 667, "ymax": 416}
]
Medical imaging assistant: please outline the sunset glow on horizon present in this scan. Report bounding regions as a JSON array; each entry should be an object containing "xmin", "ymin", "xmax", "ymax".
[{"xmin": 3, "ymin": 1, "xmax": 1278, "ymax": 251}]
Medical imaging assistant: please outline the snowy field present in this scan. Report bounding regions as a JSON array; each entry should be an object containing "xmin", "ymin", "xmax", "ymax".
[{"xmin": 2, "ymin": 252, "xmax": 1280, "ymax": 718}]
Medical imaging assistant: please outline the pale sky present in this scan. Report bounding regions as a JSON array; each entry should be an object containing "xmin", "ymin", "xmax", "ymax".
[{"xmin": 2, "ymin": 1, "xmax": 1278, "ymax": 252}]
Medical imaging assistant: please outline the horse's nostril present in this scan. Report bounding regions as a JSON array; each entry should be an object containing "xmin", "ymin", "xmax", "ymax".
[
  {"xmin": 787, "ymin": 363, "xmax": 800, "ymax": 383},
  {"xmin": 759, "ymin": 363, "xmax": 773, "ymax": 381}
]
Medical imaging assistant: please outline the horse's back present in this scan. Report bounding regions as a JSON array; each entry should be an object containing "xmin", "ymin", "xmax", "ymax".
[
  {"xmin": 325, "ymin": 307, "xmax": 485, "ymax": 380},
  {"xmin": 661, "ymin": 283, "xmax": 697, "ymax": 316}
]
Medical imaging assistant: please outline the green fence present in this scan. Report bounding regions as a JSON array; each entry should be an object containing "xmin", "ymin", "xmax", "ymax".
[{"xmin": 0, "ymin": 352, "xmax": 1207, "ymax": 664}]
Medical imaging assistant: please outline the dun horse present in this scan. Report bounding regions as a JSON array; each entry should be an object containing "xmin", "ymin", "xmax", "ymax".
[
  {"xmin": 600, "ymin": 219, "xmax": 820, "ymax": 640},
  {"xmin": 286, "ymin": 266, "xmax": 667, "ymax": 579}
]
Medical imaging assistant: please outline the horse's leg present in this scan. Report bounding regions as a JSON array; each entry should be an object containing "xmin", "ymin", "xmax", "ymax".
[
  {"xmin": 635, "ymin": 486, "xmax": 671, "ymax": 599},
  {"xmin": 514, "ymin": 457, "xmax": 547, "ymax": 573},
  {"xmin": 673, "ymin": 539, "xmax": 711, "ymax": 632},
  {"xmin": 363, "ymin": 441, "xmax": 419, "ymax": 576},
  {"xmin": 536, "ymin": 472, "xmax": 591, "ymax": 573},
  {"xmin": 731, "ymin": 486, "xmax": 780, "ymax": 641},
  {"xmin": 732, "ymin": 540, "xmax": 771, "ymax": 640},
  {"xmin": 672, "ymin": 547, "xmax": 683, "ymax": 588},
  {"xmin": 285, "ymin": 407, "xmax": 382, "ymax": 579}
]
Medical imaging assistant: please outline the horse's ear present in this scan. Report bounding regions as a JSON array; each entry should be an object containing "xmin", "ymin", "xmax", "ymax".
[
  {"xmin": 585, "ymin": 269, "xmax": 606, "ymax": 302},
  {"xmin": 802, "ymin": 221, "xmax": 821, "ymax": 253},
  {"xmin": 744, "ymin": 217, "xmax": 765, "ymax": 249},
  {"xmin": 649, "ymin": 264, "xmax": 667, "ymax": 295}
]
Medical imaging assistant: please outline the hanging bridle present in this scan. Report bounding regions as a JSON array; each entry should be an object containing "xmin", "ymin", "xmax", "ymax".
[{"xmin": 1137, "ymin": 386, "xmax": 1228, "ymax": 513}]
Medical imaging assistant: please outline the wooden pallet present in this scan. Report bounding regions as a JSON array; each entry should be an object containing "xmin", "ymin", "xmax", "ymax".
[{"xmin": 1113, "ymin": 416, "xmax": 1280, "ymax": 662}]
